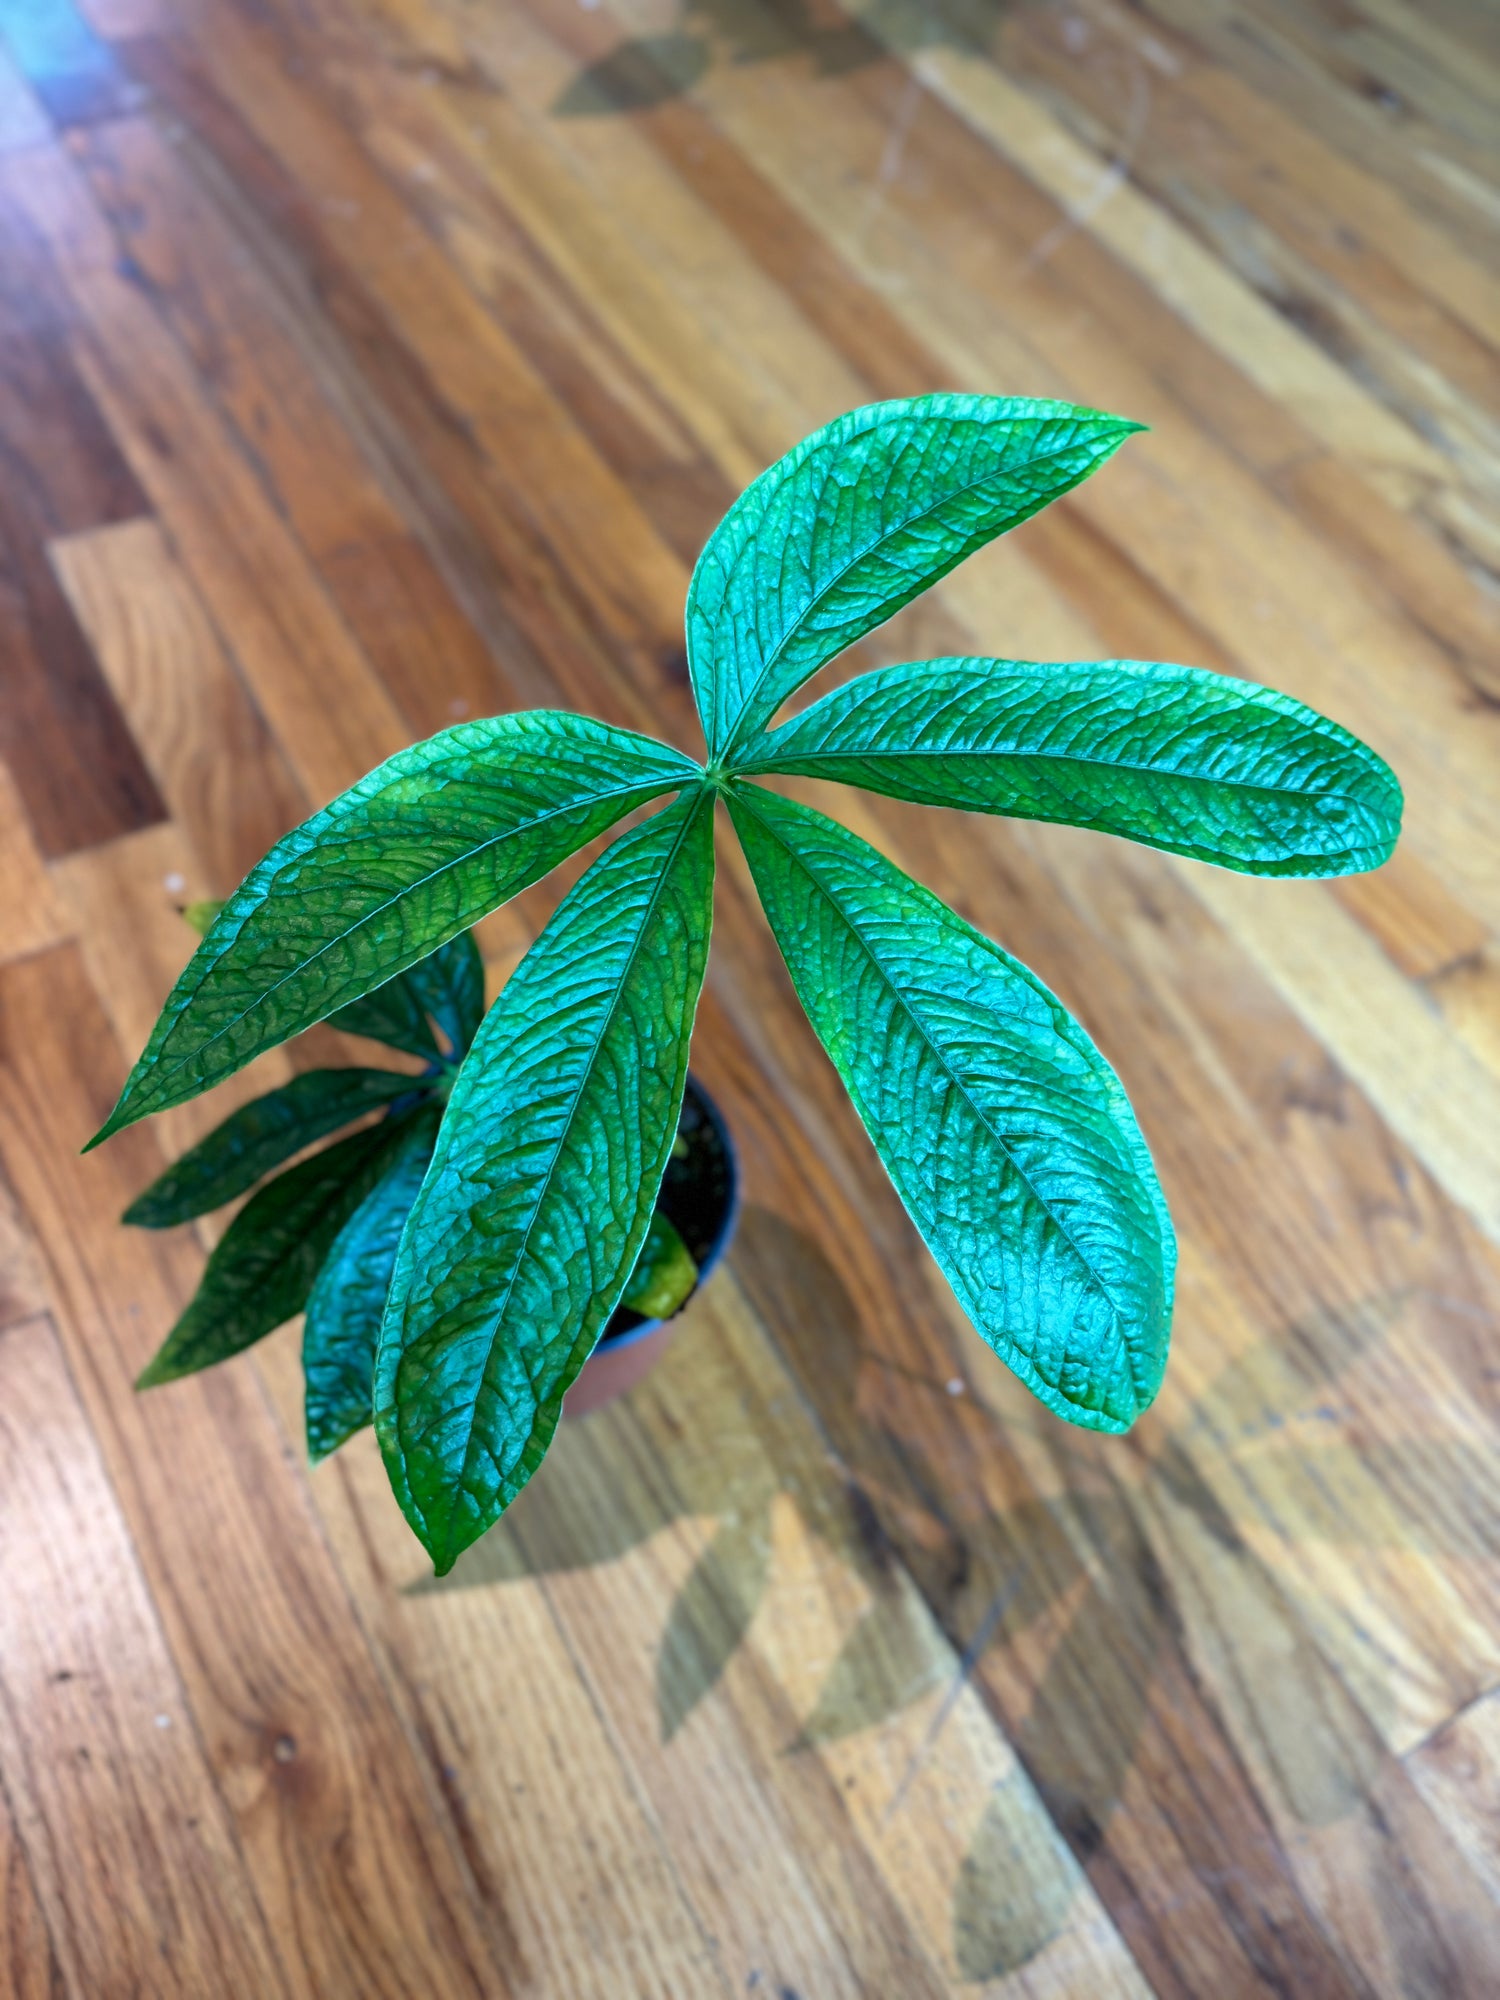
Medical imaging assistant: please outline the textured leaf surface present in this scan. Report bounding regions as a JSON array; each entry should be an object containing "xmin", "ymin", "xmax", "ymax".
[
  {"xmin": 302, "ymin": 1106, "xmax": 442, "ymax": 1463},
  {"xmin": 620, "ymin": 1210, "xmax": 698, "ymax": 1320},
  {"xmin": 332, "ymin": 930, "xmax": 487, "ymax": 1062},
  {"xmin": 746, "ymin": 657, "xmax": 1402, "ymax": 875},
  {"xmin": 729, "ymin": 785, "xmax": 1174, "ymax": 1431},
  {"xmin": 123, "ymin": 1068, "xmax": 422, "ymax": 1227},
  {"xmin": 375, "ymin": 791, "xmax": 715, "ymax": 1572},
  {"xmin": 688, "ymin": 394, "xmax": 1140, "ymax": 759},
  {"xmin": 93, "ymin": 712, "xmax": 697, "ymax": 1143},
  {"xmin": 137, "ymin": 1120, "xmax": 405, "ymax": 1387}
]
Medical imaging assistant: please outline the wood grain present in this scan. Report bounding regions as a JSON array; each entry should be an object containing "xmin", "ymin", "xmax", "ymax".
[
  {"xmin": 0, "ymin": 1309, "xmax": 290, "ymax": 1997},
  {"xmin": 0, "ymin": 0, "xmax": 1494, "ymax": 1989},
  {"xmin": 51, "ymin": 517, "xmax": 307, "ymax": 888},
  {"xmin": 0, "ymin": 759, "xmax": 68, "ymax": 968},
  {"xmin": 0, "ymin": 950, "xmax": 513, "ymax": 1998}
]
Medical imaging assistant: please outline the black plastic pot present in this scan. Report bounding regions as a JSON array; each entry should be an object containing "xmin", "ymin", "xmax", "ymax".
[{"xmin": 564, "ymin": 1075, "xmax": 740, "ymax": 1416}]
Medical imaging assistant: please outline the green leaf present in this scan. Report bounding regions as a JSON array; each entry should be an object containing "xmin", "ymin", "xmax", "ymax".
[
  {"xmin": 137, "ymin": 1119, "xmax": 408, "ymax": 1387},
  {"xmin": 728, "ymin": 784, "xmax": 1174, "ymax": 1432},
  {"xmin": 331, "ymin": 931, "xmax": 486, "ymax": 1062},
  {"xmin": 302, "ymin": 1105, "xmax": 442, "ymax": 1464},
  {"xmin": 744, "ymin": 656, "xmax": 1402, "ymax": 876},
  {"xmin": 375, "ymin": 789, "xmax": 715, "ymax": 1573},
  {"xmin": 91, "ymin": 712, "xmax": 699, "ymax": 1146},
  {"xmin": 181, "ymin": 899, "xmax": 224, "ymax": 937},
  {"xmin": 124, "ymin": 1068, "xmax": 424, "ymax": 1227},
  {"xmin": 411, "ymin": 927, "xmax": 487, "ymax": 1056},
  {"xmin": 688, "ymin": 394, "xmax": 1141, "ymax": 760},
  {"xmin": 620, "ymin": 1209, "xmax": 698, "ymax": 1320}
]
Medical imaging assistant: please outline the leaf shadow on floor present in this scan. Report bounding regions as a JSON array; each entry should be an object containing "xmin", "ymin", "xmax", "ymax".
[
  {"xmin": 415, "ymin": 1205, "xmax": 1495, "ymax": 1980},
  {"xmin": 552, "ymin": 0, "xmax": 1018, "ymax": 119}
]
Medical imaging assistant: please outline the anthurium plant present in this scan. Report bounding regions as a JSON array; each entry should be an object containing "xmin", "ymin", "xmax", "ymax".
[{"xmin": 94, "ymin": 395, "xmax": 1401, "ymax": 1573}]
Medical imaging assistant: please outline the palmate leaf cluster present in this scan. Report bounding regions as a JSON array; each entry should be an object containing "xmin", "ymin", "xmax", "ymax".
[{"xmin": 95, "ymin": 395, "xmax": 1402, "ymax": 1573}]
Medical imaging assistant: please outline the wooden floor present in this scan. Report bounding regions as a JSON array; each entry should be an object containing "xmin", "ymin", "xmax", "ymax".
[{"xmin": 0, "ymin": 0, "xmax": 1497, "ymax": 1993}]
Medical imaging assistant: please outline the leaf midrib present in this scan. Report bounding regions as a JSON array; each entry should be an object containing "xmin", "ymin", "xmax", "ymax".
[
  {"xmin": 414, "ymin": 792, "xmax": 708, "ymax": 1555},
  {"xmin": 717, "ymin": 426, "xmax": 1119, "ymax": 755},
  {"xmin": 746, "ymin": 735, "xmax": 1381, "ymax": 819},
  {"xmin": 140, "ymin": 773, "xmax": 686, "ymax": 1114},
  {"xmin": 738, "ymin": 787, "xmax": 1152, "ymax": 1409}
]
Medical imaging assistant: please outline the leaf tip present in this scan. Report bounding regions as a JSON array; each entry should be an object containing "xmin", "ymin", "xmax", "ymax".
[{"xmin": 82, "ymin": 1114, "xmax": 121, "ymax": 1155}]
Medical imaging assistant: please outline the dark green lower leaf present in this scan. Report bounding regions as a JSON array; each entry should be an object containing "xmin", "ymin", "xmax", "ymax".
[
  {"xmin": 331, "ymin": 930, "xmax": 486, "ymax": 1062},
  {"xmin": 137, "ymin": 1120, "xmax": 406, "ymax": 1387},
  {"xmin": 303, "ymin": 1107, "xmax": 441, "ymax": 1463},
  {"xmin": 123, "ymin": 1068, "xmax": 422, "ymax": 1227}
]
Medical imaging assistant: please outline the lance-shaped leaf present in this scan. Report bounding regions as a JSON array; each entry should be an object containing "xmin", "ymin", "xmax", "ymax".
[
  {"xmin": 137, "ymin": 1119, "xmax": 408, "ymax": 1387},
  {"xmin": 688, "ymin": 394, "xmax": 1141, "ymax": 759},
  {"xmin": 91, "ymin": 713, "xmax": 699, "ymax": 1146},
  {"xmin": 124, "ymin": 1067, "xmax": 425, "ymax": 1228},
  {"xmin": 303, "ymin": 1105, "xmax": 442, "ymax": 1464},
  {"xmin": 332, "ymin": 929, "xmax": 487, "ymax": 1062},
  {"xmin": 744, "ymin": 657, "xmax": 1402, "ymax": 876},
  {"xmin": 376, "ymin": 790, "xmax": 716, "ymax": 1573},
  {"xmin": 728, "ymin": 785, "xmax": 1174, "ymax": 1432}
]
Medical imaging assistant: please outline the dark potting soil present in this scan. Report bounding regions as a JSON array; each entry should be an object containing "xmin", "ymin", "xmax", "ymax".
[{"xmin": 601, "ymin": 1077, "xmax": 735, "ymax": 1343}]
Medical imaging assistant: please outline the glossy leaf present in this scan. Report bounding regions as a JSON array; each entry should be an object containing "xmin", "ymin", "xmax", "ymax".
[
  {"xmin": 688, "ymin": 394, "xmax": 1141, "ymax": 759},
  {"xmin": 302, "ymin": 1106, "xmax": 442, "ymax": 1463},
  {"xmin": 376, "ymin": 790, "xmax": 715, "ymax": 1572},
  {"xmin": 332, "ymin": 930, "xmax": 487, "ymax": 1062},
  {"xmin": 124, "ymin": 1067, "xmax": 424, "ymax": 1227},
  {"xmin": 137, "ymin": 1120, "xmax": 406, "ymax": 1387},
  {"xmin": 91, "ymin": 712, "xmax": 698, "ymax": 1145},
  {"xmin": 620, "ymin": 1210, "xmax": 698, "ymax": 1320},
  {"xmin": 728, "ymin": 785, "xmax": 1174, "ymax": 1432},
  {"xmin": 745, "ymin": 656, "xmax": 1402, "ymax": 876}
]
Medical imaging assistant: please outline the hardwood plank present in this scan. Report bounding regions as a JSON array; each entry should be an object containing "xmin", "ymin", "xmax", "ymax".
[
  {"xmin": 0, "ymin": 1162, "xmax": 51, "ymax": 1337},
  {"xmin": 0, "ymin": 946, "xmax": 515, "ymax": 1999},
  {"xmin": 0, "ymin": 0, "xmax": 139, "ymax": 126},
  {"xmin": 0, "ymin": 39, "xmax": 49, "ymax": 152},
  {"xmin": 0, "ymin": 143, "xmax": 411, "ymax": 809},
  {"xmin": 75, "ymin": 0, "xmax": 170, "ymax": 36},
  {"xmin": 0, "ymin": 499, "xmax": 165, "ymax": 860},
  {"xmin": 51, "ymin": 518, "xmax": 306, "ymax": 888},
  {"xmin": 0, "ymin": 1776, "xmax": 64, "ymax": 2000},
  {"xmin": 0, "ymin": 1310, "xmax": 290, "ymax": 1997},
  {"xmin": 1407, "ymin": 1690, "xmax": 1500, "ymax": 1907},
  {"xmin": 145, "ymin": 4, "xmax": 703, "ymax": 736},
  {"xmin": 1189, "ymin": 864, "xmax": 1500, "ymax": 1243},
  {"xmin": 1329, "ymin": 846, "xmax": 1491, "ymax": 983},
  {"xmin": 0, "ymin": 758, "xmax": 68, "ymax": 967},
  {"xmin": 1428, "ymin": 949, "xmax": 1500, "ymax": 1090},
  {"xmin": 0, "ymin": 190, "xmax": 162, "ymax": 858}
]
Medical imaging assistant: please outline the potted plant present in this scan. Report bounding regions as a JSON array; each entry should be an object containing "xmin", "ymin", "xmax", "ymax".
[{"xmin": 92, "ymin": 395, "xmax": 1400, "ymax": 1575}]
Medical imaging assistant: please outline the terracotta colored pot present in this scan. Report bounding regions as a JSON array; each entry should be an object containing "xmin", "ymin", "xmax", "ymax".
[{"xmin": 563, "ymin": 1076, "xmax": 740, "ymax": 1418}]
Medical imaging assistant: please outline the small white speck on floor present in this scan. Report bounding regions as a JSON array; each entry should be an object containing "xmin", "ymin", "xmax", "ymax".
[
  {"xmin": 946, "ymin": 1377, "xmax": 965, "ymax": 1396},
  {"xmin": 163, "ymin": 872, "xmax": 186, "ymax": 894},
  {"xmin": 154, "ymin": 1714, "xmax": 172, "ymax": 1729}
]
